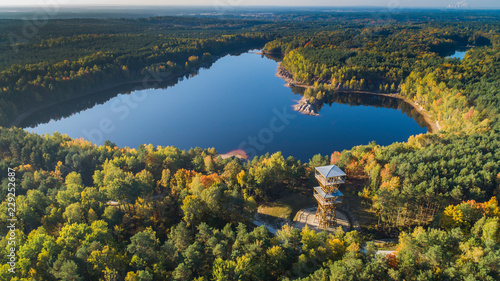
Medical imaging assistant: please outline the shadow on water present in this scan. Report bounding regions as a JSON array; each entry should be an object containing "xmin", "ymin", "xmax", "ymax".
[
  {"xmin": 323, "ymin": 92, "xmax": 430, "ymax": 131},
  {"xmin": 290, "ymin": 86, "xmax": 430, "ymax": 132},
  {"xmin": 20, "ymin": 48, "xmax": 253, "ymax": 129},
  {"xmin": 21, "ymin": 76, "xmax": 187, "ymax": 129},
  {"xmin": 261, "ymin": 52, "xmax": 283, "ymax": 62}
]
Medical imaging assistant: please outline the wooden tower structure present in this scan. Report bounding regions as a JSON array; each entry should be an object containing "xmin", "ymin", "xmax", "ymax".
[{"xmin": 313, "ymin": 165, "xmax": 346, "ymax": 228}]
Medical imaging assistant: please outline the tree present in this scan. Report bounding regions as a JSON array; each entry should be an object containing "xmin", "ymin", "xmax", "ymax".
[
  {"xmin": 17, "ymin": 190, "xmax": 49, "ymax": 232},
  {"xmin": 57, "ymin": 173, "xmax": 84, "ymax": 208},
  {"xmin": 17, "ymin": 229, "xmax": 57, "ymax": 279},
  {"xmin": 158, "ymin": 169, "xmax": 171, "ymax": 190},
  {"xmin": 125, "ymin": 270, "xmax": 153, "ymax": 281},
  {"xmin": 266, "ymin": 246, "xmax": 287, "ymax": 278},
  {"xmin": 212, "ymin": 258, "xmax": 239, "ymax": 281},
  {"xmin": 168, "ymin": 222, "xmax": 192, "ymax": 253},
  {"xmin": 127, "ymin": 227, "xmax": 159, "ymax": 269},
  {"xmin": 308, "ymin": 154, "xmax": 329, "ymax": 168},
  {"xmin": 277, "ymin": 223, "xmax": 302, "ymax": 252},
  {"xmin": 204, "ymin": 156, "xmax": 216, "ymax": 174},
  {"xmin": 52, "ymin": 260, "xmax": 83, "ymax": 281},
  {"xmin": 135, "ymin": 169, "xmax": 155, "ymax": 197},
  {"xmin": 181, "ymin": 195, "xmax": 204, "ymax": 228},
  {"xmin": 63, "ymin": 203, "xmax": 84, "ymax": 224},
  {"xmin": 222, "ymin": 159, "xmax": 242, "ymax": 188},
  {"xmin": 181, "ymin": 241, "xmax": 204, "ymax": 277}
]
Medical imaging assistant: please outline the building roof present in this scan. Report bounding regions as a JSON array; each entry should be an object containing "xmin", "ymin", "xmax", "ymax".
[
  {"xmin": 315, "ymin": 165, "xmax": 346, "ymax": 178},
  {"xmin": 314, "ymin": 186, "xmax": 344, "ymax": 199}
]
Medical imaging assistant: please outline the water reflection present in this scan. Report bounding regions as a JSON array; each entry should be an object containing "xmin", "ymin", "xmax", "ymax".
[
  {"xmin": 23, "ymin": 50, "xmax": 427, "ymax": 160},
  {"xmin": 20, "ymin": 49, "xmax": 250, "ymax": 129}
]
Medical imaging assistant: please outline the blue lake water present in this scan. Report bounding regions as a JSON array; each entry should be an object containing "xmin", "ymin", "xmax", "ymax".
[
  {"xmin": 447, "ymin": 51, "xmax": 467, "ymax": 60},
  {"xmin": 24, "ymin": 50, "xmax": 427, "ymax": 161}
]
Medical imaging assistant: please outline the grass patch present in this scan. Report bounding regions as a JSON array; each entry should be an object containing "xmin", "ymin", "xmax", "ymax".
[
  {"xmin": 258, "ymin": 188, "xmax": 316, "ymax": 226},
  {"xmin": 258, "ymin": 204, "xmax": 293, "ymax": 220}
]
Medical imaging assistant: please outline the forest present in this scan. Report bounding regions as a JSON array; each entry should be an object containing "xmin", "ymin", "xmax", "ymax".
[
  {"xmin": 1, "ymin": 9, "xmax": 500, "ymax": 281},
  {"xmin": 0, "ymin": 16, "xmax": 274, "ymax": 126}
]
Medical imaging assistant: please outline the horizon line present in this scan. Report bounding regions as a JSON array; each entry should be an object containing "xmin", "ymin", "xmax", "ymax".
[{"xmin": 0, "ymin": 5, "xmax": 499, "ymax": 10}]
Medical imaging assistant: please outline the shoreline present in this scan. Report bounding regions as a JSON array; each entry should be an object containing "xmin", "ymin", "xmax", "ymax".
[
  {"xmin": 275, "ymin": 62, "xmax": 441, "ymax": 133},
  {"xmin": 219, "ymin": 149, "xmax": 248, "ymax": 160}
]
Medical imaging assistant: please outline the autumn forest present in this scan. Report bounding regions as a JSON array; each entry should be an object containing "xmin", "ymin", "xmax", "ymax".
[{"xmin": 1, "ymin": 8, "xmax": 500, "ymax": 281}]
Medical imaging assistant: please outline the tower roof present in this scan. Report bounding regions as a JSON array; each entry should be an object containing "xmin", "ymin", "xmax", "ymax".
[{"xmin": 315, "ymin": 165, "xmax": 346, "ymax": 178}]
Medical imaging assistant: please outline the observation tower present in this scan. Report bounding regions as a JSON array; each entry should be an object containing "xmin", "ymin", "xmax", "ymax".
[{"xmin": 313, "ymin": 165, "xmax": 346, "ymax": 228}]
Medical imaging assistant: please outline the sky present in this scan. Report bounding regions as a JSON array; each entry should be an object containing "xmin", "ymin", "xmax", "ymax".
[{"xmin": 0, "ymin": 0, "xmax": 499, "ymax": 9}]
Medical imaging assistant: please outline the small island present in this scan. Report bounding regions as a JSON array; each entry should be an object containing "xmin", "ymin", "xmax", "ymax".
[{"xmin": 292, "ymin": 97, "xmax": 320, "ymax": 116}]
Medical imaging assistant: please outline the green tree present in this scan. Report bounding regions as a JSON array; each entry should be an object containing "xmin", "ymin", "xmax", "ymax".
[
  {"xmin": 127, "ymin": 227, "xmax": 159, "ymax": 269},
  {"xmin": 308, "ymin": 154, "xmax": 329, "ymax": 168},
  {"xmin": 52, "ymin": 260, "xmax": 83, "ymax": 281},
  {"xmin": 63, "ymin": 203, "xmax": 84, "ymax": 224}
]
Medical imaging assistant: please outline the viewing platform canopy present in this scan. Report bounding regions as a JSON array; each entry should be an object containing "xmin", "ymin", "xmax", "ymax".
[
  {"xmin": 313, "ymin": 186, "xmax": 343, "ymax": 205},
  {"xmin": 315, "ymin": 165, "xmax": 346, "ymax": 192}
]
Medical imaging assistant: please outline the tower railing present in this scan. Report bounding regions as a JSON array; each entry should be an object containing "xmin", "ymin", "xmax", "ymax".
[{"xmin": 315, "ymin": 172, "xmax": 345, "ymax": 187}]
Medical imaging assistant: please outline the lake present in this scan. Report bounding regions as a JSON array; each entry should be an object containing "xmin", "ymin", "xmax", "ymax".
[
  {"xmin": 24, "ymin": 50, "xmax": 428, "ymax": 161},
  {"xmin": 447, "ymin": 50, "xmax": 467, "ymax": 60}
]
